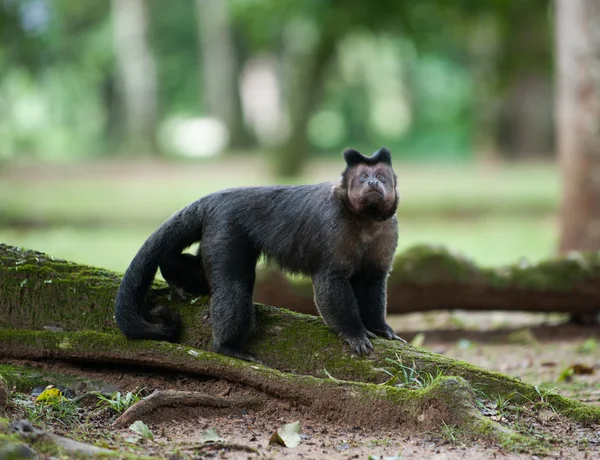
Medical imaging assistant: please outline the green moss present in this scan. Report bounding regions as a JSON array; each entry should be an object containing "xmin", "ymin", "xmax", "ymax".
[
  {"xmin": 484, "ymin": 253, "xmax": 600, "ymax": 291},
  {"xmin": 393, "ymin": 244, "xmax": 482, "ymax": 284},
  {"xmin": 252, "ymin": 303, "xmax": 383, "ymax": 380},
  {"xmin": 390, "ymin": 244, "xmax": 600, "ymax": 291}
]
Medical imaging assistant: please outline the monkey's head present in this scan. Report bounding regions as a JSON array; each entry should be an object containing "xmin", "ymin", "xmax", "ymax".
[{"xmin": 338, "ymin": 147, "xmax": 398, "ymax": 221}]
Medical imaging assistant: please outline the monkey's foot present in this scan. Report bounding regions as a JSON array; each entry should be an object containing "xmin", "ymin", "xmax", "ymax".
[
  {"xmin": 344, "ymin": 335, "xmax": 374, "ymax": 356},
  {"xmin": 367, "ymin": 325, "xmax": 406, "ymax": 343},
  {"xmin": 170, "ymin": 285, "xmax": 191, "ymax": 301},
  {"xmin": 214, "ymin": 346, "xmax": 261, "ymax": 364}
]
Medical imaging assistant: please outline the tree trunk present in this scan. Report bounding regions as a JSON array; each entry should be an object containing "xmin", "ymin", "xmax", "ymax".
[
  {"xmin": 110, "ymin": 0, "xmax": 158, "ymax": 155},
  {"xmin": 195, "ymin": 0, "xmax": 249, "ymax": 149},
  {"xmin": 497, "ymin": 75, "xmax": 553, "ymax": 159},
  {"xmin": 270, "ymin": 34, "xmax": 336, "ymax": 177},
  {"xmin": 496, "ymin": 2, "xmax": 554, "ymax": 160},
  {"xmin": 556, "ymin": 0, "xmax": 600, "ymax": 252}
]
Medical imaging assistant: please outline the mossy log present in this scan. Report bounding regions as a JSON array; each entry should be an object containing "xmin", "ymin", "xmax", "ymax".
[
  {"xmin": 255, "ymin": 245, "xmax": 600, "ymax": 316},
  {"xmin": 1, "ymin": 242, "xmax": 599, "ymax": 435}
]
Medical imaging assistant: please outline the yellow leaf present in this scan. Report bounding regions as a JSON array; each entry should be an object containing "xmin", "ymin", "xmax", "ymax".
[{"xmin": 36, "ymin": 387, "xmax": 65, "ymax": 402}]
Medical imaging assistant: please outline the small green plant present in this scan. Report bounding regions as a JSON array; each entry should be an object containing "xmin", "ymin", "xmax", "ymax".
[
  {"xmin": 493, "ymin": 394, "xmax": 512, "ymax": 415},
  {"xmin": 25, "ymin": 398, "xmax": 80, "ymax": 428},
  {"xmin": 367, "ymin": 438, "xmax": 393, "ymax": 447},
  {"xmin": 440, "ymin": 421, "xmax": 459, "ymax": 445},
  {"xmin": 381, "ymin": 355, "xmax": 444, "ymax": 390},
  {"xmin": 95, "ymin": 391, "xmax": 142, "ymax": 413},
  {"xmin": 577, "ymin": 337, "xmax": 597, "ymax": 354},
  {"xmin": 533, "ymin": 386, "xmax": 558, "ymax": 406}
]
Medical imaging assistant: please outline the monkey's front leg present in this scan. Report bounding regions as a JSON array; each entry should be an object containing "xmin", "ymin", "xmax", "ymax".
[
  {"xmin": 312, "ymin": 271, "xmax": 374, "ymax": 355},
  {"xmin": 351, "ymin": 271, "xmax": 405, "ymax": 342}
]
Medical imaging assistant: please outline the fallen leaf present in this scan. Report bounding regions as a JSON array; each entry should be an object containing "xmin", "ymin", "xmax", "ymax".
[
  {"xmin": 269, "ymin": 421, "xmax": 301, "ymax": 448},
  {"xmin": 36, "ymin": 386, "xmax": 65, "ymax": 403},
  {"xmin": 129, "ymin": 420, "xmax": 154, "ymax": 440},
  {"xmin": 539, "ymin": 409, "xmax": 556, "ymax": 423},
  {"xmin": 505, "ymin": 328, "xmax": 537, "ymax": 345},
  {"xmin": 201, "ymin": 427, "xmax": 224, "ymax": 444},
  {"xmin": 571, "ymin": 363, "xmax": 595, "ymax": 375}
]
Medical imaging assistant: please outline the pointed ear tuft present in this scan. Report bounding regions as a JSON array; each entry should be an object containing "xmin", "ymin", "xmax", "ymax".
[
  {"xmin": 372, "ymin": 147, "xmax": 392, "ymax": 165},
  {"xmin": 343, "ymin": 148, "xmax": 366, "ymax": 167}
]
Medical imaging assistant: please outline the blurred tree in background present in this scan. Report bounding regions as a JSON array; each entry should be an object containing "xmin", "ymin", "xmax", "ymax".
[
  {"xmin": 0, "ymin": 0, "xmax": 556, "ymax": 171},
  {"xmin": 555, "ymin": 0, "xmax": 600, "ymax": 253},
  {"xmin": 111, "ymin": 0, "xmax": 157, "ymax": 155}
]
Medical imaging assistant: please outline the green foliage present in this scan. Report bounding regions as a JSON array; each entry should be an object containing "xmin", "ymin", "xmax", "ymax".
[
  {"xmin": 381, "ymin": 357, "xmax": 445, "ymax": 390},
  {"xmin": 577, "ymin": 338, "xmax": 598, "ymax": 354},
  {"xmin": 25, "ymin": 398, "xmax": 80, "ymax": 429},
  {"xmin": 1, "ymin": 0, "xmax": 554, "ymax": 162},
  {"xmin": 532, "ymin": 386, "xmax": 559, "ymax": 406},
  {"xmin": 0, "ymin": 1, "xmax": 113, "ymax": 160},
  {"xmin": 440, "ymin": 421, "xmax": 460, "ymax": 445},
  {"xmin": 95, "ymin": 391, "xmax": 142, "ymax": 413},
  {"xmin": 492, "ymin": 394, "xmax": 513, "ymax": 415},
  {"xmin": 148, "ymin": 0, "xmax": 199, "ymax": 116}
]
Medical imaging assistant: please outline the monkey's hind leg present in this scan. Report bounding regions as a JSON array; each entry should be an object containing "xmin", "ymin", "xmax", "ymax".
[
  {"xmin": 351, "ymin": 271, "xmax": 405, "ymax": 342},
  {"xmin": 159, "ymin": 251, "xmax": 210, "ymax": 300},
  {"xmin": 202, "ymin": 237, "xmax": 260, "ymax": 363}
]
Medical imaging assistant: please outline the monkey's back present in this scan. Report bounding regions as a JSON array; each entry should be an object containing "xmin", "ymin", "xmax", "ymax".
[
  {"xmin": 197, "ymin": 183, "xmax": 342, "ymax": 273},
  {"xmin": 197, "ymin": 183, "xmax": 396, "ymax": 276}
]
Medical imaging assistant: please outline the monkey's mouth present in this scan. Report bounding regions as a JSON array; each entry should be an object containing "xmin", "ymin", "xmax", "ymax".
[{"xmin": 364, "ymin": 189, "xmax": 384, "ymax": 197}]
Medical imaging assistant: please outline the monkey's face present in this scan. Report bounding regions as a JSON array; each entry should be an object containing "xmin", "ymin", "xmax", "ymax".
[{"xmin": 345, "ymin": 163, "xmax": 398, "ymax": 220}]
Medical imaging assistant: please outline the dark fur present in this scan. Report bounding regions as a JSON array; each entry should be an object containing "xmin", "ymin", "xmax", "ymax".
[{"xmin": 115, "ymin": 147, "xmax": 401, "ymax": 361}]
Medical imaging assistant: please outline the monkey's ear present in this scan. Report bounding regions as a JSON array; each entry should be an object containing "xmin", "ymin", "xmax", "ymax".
[
  {"xmin": 343, "ymin": 148, "xmax": 366, "ymax": 167},
  {"xmin": 372, "ymin": 147, "xmax": 392, "ymax": 165}
]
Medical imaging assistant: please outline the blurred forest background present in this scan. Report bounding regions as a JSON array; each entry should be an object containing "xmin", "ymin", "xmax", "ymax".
[{"xmin": 0, "ymin": 0, "xmax": 598, "ymax": 274}]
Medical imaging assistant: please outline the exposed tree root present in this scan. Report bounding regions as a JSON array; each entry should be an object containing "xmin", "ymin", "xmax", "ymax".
[
  {"xmin": 182, "ymin": 442, "xmax": 260, "ymax": 454},
  {"xmin": 114, "ymin": 389, "xmax": 263, "ymax": 427}
]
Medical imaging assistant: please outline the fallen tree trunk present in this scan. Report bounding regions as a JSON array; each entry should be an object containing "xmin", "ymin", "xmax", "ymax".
[
  {"xmin": 1, "ymin": 242, "xmax": 599, "ymax": 436},
  {"xmin": 255, "ymin": 245, "xmax": 600, "ymax": 316}
]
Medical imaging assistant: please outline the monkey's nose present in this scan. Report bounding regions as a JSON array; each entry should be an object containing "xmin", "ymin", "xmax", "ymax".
[{"xmin": 368, "ymin": 180, "xmax": 379, "ymax": 188}]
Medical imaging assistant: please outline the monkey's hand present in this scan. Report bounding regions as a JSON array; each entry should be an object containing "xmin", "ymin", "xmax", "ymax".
[{"xmin": 344, "ymin": 334, "xmax": 374, "ymax": 356}]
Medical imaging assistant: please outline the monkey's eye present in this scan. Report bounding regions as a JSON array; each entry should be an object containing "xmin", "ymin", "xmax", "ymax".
[
  {"xmin": 360, "ymin": 173, "xmax": 369, "ymax": 179},
  {"xmin": 376, "ymin": 173, "xmax": 383, "ymax": 179}
]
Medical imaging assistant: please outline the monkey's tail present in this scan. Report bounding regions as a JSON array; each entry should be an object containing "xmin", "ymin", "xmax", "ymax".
[{"xmin": 114, "ymin": 204, "xmax": 202, "ymax": 342}]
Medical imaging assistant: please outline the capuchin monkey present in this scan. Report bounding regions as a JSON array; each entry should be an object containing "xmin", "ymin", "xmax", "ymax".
[{"xmin": 115, "ymin": 147, "xmax": 403, "ymax": 362}]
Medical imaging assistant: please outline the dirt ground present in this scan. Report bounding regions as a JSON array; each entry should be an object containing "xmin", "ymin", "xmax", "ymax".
[{"xmin": 3, "ymin": 311, "xmax": 600, "ymax": 459}]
